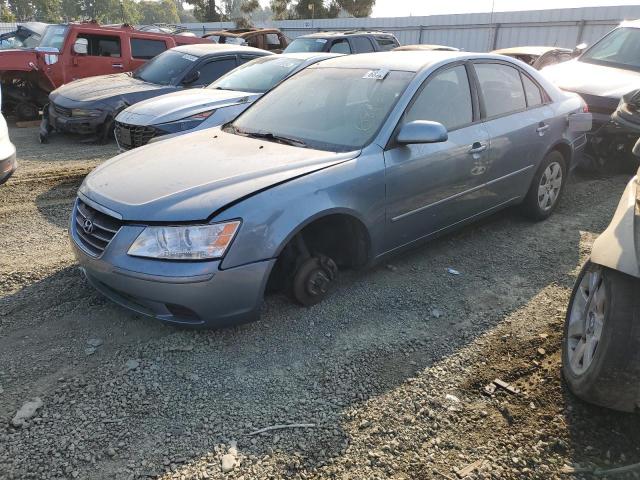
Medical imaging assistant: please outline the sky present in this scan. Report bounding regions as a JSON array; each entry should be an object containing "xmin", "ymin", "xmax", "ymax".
[{"xmin": 258, "ymin": 0, "xmax": 640, "ymax": 17}]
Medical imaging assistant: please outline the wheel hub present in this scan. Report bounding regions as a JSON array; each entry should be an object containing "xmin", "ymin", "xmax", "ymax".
[{"xmin": 307, "ymin": 270, "xmax": 331, "ymax": 296}]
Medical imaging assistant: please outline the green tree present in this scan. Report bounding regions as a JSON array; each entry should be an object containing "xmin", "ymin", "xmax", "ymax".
[
  {"xmin": 337, "ymin": 0, "xmax": 374, "ymax": 17},
  {"xmin": 139, "ymin": 0, "xmax": 178, "ymax": 24},
  {"xmin": 34, "ymin": 0, "xmax": 61, "ymax": 22},
  {"xmin": 8, "ymin": 0, "xmax": 35, "ymax": 20},
  {"xmin": 0, "ymin": 0, "xmax": 14, "ymax": 21},
  {"xmin": 184, "ymin": 0, "xmax": 222, "ymax": 22},
  {"xmin": 270, "ymin": 0, "xmax": 349, "ymax": 20}
]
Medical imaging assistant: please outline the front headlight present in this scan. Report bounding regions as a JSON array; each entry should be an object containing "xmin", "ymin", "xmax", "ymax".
[
  {"xmin": 71, "ymin": 108, "xmax": 102, "ymax": 118},
  {"xmin": 128, "ymin": 221, "xmax": 240, "ymax": 260}
]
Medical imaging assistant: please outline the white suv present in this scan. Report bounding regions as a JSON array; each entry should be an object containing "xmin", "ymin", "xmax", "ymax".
[{"xmin": 0, "ymin": 88, "xmax": 17, "ymax": 184}]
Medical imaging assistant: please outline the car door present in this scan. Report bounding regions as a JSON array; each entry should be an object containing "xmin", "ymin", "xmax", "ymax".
[
  {"xmin": 472, "ymin": 61, "xmax": 554, "ymax": 205},
  {"xmin": 383, "ymin": 63, "xmax": 491, "ymax": 250},
  {"xmin": 185, "ymin": 56, "xmax": 239, "ymax": 88},
  {"xmin": 70, "ymin": 31, "xmax": 125, "ymax": 80}
]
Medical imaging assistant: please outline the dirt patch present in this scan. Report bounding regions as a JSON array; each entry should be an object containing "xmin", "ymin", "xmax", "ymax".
[{"xmin": 1, "ymin": 126, "xmax": 639, "ymax": 480}]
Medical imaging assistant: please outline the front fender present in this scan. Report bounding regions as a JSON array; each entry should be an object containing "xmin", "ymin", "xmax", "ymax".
[
  {"xmin": 591, "ymin": 176, "xmax": 640, "ymax": 278},
  {"xmin": 217, "ymin": 148, "xmax": 387, "ymax": 270}
]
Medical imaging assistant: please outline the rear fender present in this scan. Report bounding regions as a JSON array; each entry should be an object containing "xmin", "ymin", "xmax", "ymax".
[{"xmin": 591, "ymin": 176, "xmax": 640, "ymax": 278}]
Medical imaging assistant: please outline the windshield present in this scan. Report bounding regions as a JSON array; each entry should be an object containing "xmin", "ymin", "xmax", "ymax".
[
  {"xmin": 284, "ymin": 37, "xmax": 327, "ymax": 53},
  {"xmin": 230, "ymin": 67, "xmax": 414, "ymax": 152},
  {"xmin": 210, "ymin": 56, "xmax": 304, "ymax": 93},
  {"xmin": 38, "ymin": 25, "xmax": 68, "ymax": 50},
  {"xmin": 581, "ymin": 27, "xmax": 640, "ymax": 71},
  {"xmin": 133, "ymin": 49, "xmax": 199, "ymax": 85}
]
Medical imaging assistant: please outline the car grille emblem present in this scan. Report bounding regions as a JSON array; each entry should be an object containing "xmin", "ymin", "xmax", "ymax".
[{"xmin": 83, "ymin": 218, "xmax": 95, "ymax": 235}]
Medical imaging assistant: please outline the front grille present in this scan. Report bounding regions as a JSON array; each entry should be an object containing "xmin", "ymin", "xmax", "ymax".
[
  {"xmin": 114, "ymin": 121, "xmax": 157, "ymax": 150},
  {"xmin": 73, "ymin": 199, "xmax": 122, "ymax": 257},
  {"xmin": 53, "ymin": 103, "xmax": 71, "ymax": 117}
]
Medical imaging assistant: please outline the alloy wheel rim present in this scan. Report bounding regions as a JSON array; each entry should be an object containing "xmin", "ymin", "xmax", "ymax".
[
  {"xmin": 566, "ymin": 267, "xmax": 606, "ymax": 375},
  {"xmin": 537, "ymin": 162, "xmax": 563, "ymax": 211}
]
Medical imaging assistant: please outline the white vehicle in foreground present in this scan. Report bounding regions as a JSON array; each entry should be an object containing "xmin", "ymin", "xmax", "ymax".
[
  {"xmin": 114, "ymin": 52, "xmax": 340, "ymax": 151},
  {"xmin": 0, "ymin": 88, "xmax": 17, "ymax": 185}
]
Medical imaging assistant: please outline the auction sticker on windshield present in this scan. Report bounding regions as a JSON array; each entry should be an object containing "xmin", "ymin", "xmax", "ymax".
[{"xmin": 182, "ymin": 54, "xmax": 198, "ymax": 62}]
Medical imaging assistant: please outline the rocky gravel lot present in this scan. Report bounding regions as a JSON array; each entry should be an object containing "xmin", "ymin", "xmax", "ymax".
[{"xmin": 2, "ymin": 126, "xmax": 640, "ymax": 480}]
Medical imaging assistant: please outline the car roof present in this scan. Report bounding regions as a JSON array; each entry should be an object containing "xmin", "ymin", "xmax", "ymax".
[
  {"xmin": 312, "ymin": 50, "xmax": 473, "ymax": 72},
  {"xmin": 278, "ymin": 52, "xmax": 342, "ymax": 61},
  {"xmin": 171, "ymin": 43, "xmax": 269, "ymax": 56},
  {"xmin": 492, "ymin": 46, "xmax": 572, "ymax": 56},
  {"xmin": 620, "ymin": 19, "xmax": 640, "ymax": 28},
  {"xmin": 299, "ymin": 30, "xmax": 395, "ymax": 39},
  {"xmin": 394, "ymin": 44, "xmax": 459, "ymax": 52}
]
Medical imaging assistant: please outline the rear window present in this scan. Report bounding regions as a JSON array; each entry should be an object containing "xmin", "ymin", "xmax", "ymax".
[
  {"xmin": 284, "ymin": 37, "xmax": 327, "ymax": 53},
  {"xmin": 130, "ymin": 38, "xmax": 166, "ymax": 59},
  {"xmin": 375, "ymin": 36, "xmax": 398, "ymax": 51}
]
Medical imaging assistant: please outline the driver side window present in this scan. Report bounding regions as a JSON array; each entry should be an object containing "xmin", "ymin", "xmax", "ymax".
[
  {"xmin": 191, "ymin": 58, "xmax": 238, "ymax": 86},
  {"xmin": 405, "ymin": 65, "xmax": 473, "ymax": 131}
]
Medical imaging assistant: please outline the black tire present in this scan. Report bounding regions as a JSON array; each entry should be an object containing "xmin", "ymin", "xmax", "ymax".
[
  {"xmin": 290, "ymin": 255, "xmax": 338, "ymax": 307},
  {"xmin": 15, "ymin": 102, "xmax": 39, "ymax": 121},
  {"xmin": 562, "ymin": 261, "xmax": 640, "ymax": 412},
  {"xmin": 520, "ymin": 150, "xmax": 566, "ymax": 221}
]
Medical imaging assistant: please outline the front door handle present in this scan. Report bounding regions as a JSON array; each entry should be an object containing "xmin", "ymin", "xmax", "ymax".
[
  {"xmin": 536, "ymin": 123, "xmax": 550, "ymax": 135},
  {"xmin": 112, "ymin": 63, "xmax": 124, "ymax": 69},
  {"xmin": 468, "ymin": 142, "xmax": 487, "ymax": 154}
]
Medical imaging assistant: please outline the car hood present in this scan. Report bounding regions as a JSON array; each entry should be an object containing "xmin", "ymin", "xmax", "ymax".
[
  {"xmin": 542, "ymin": 59, "xmax": 640, "ymax": 98},
  {"xmin": 116, "ymin": 88, "xmax": 261, "ymax": 126},
  {"xmin": 54, "ymin": 73, "xmax": 169, "ymax": 103},
  {"xmin": 80, "ymin": 129, "xmax": 359, "ymax": 222}
]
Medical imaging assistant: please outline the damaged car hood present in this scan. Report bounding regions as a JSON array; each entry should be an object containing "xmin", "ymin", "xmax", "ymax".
[
  {"xmin": 80, "ymin": 129, "xmax": 358, "ymax": 222},
  {"xmin": 116, "ymin": 88, "xmax": 260, "ymax": 126},
  {"xmin": 53, "ymin": 73, "xmax": 173, "ymax": 103},
  {"xmin": 542, "ymin": 59, "xmax": 640, "ymax": 98}
]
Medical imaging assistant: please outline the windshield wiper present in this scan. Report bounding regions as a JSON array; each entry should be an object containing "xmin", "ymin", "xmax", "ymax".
[{"xmin": 242, "ymin": 131, "xmax": 308, "ymax": 148}]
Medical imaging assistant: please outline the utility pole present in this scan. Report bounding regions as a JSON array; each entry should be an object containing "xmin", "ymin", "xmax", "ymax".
[{"xmin": 309, "ymin": 3, "xmax": 314, "ymax": 29}]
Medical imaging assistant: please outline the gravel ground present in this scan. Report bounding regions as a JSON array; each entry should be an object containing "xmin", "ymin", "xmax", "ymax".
[{"xmin": 1, "ymin": 126, "xmax": 640, "ymax": 480}]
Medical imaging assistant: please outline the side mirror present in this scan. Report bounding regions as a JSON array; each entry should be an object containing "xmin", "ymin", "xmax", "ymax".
[
  {"xmin": 73, "ymin": 38, "xmax": 88, "ymax": 55},
  {"xmin": 632, "ymin": 138, "xmax": 640, "ymax": 158},
  {"xmin": 182, "ymin": 70, "xmax": 200, "ymax": 85},
  {"xmin": 572, "ymin": 42, "xmax": 587, "ymax": 57},
  {"xmin": 396, "ymin": 120, "xmax": 448, "ymax": 145}
]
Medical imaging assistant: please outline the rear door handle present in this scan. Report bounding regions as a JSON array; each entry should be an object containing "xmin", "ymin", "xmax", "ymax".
[
  {"xmin": 112, "ymin": 63, "xmax": 124, "ymax": 69},
  {"xmin": 468, "ymin": 142, "xmax": 487, "ymax": 154}
]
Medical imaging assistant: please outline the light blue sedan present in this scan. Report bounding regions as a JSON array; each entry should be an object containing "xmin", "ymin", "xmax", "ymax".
[
  {"xmin": 114, "ymin": 52, "xmax": 340, "ymax": 150},
  {"xmin": 72, "ymin": 52, "xmax": 589, "ymax": 327}
]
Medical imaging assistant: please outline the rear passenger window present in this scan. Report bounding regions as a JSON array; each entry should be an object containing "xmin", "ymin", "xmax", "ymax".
[
  {"xmin": 521, "ymin": 74, "xmax": 543, "ymax": 107},
  {"xmin": 405, "ymin": 65, "xmax": 473, "ymax": 130},
  {"xmin": 191, "ymin": 58, "xmax": 238, "ymax": 86},
  {"xmin": 77, "ymin": 34, "xmax": 121, "ymax": 57},
  {"xmin": 375, "ymin": 37, "xmax": 398, "ymax": 51},
  {"xmin": 475, "ymin": 63, "xmax": 526, "ymax": 117},
  {"xmin": 130, "ymin": 38, "xmax": 166, "ymax": 60},
  {"xmin": 352, "ymin": 36, "xmax": 374, "ymax": 53},
  {"xmin": 329, "ymin": 39, "xmax": 351, "ymax": 54}
]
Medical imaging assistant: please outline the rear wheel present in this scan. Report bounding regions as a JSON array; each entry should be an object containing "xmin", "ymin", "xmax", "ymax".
[
  {"xmin": 520, "ymin": 150, "xmax": 566, "ymax": 221},
  {"xmin": 562, "ymin": 261, "xmax": 640, "ymax": 412}
]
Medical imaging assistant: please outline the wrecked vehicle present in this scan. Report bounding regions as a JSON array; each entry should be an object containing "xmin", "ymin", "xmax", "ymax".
[
  {"xmin": 563, "ymin": 138, "xmax": 640, "ymax": 412},
  {"xmin": 0, "ymin": 21, "xmax": 210, "ymax": 120},
  {"xmin": 491, "ymin": 46, "xmax": 572, "ymax": 70},
  {"xmin": 0, "ymin": 88, "xmax": 17, "ymax": 185},
  {"xmin": 203, "ymin": 28, "xmax": 289, "ymax": 53},
  {"xmin": 42, "ymin": 44, "xmax": 270, "ymax": 143},
  {"xmin": 542, "ymin": 20, "xmax": 640, "ymax": 171},
  {"xmin": 71, "ymin": 52, "xmax": 587, "ymax": 327},
  {"xmin": 114, "ymin": 52, "xmax": 339, "ymax": 150},
  {"xmin": 0, "ymin": 22, "xmax": 48, "ymax": 50}
]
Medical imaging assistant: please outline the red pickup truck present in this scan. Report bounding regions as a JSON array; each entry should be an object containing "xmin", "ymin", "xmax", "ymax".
[{"xmin": 0, "ymin": 21, "xmax": 211, "ymax": 119}]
